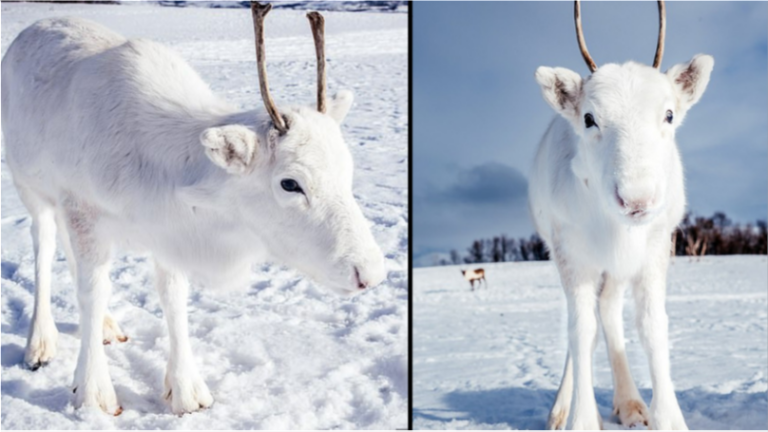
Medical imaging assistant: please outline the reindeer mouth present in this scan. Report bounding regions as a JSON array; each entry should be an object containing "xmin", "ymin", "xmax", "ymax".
[
  {"xmin": 621, "ymin": 206, "xmax": 652, "ymax": 224},
  {"xmin": 622, "ymin": 205, "xmax": 658, "ymax": 226}
]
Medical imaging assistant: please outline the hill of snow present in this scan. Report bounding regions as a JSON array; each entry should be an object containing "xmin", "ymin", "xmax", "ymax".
[
  {"xmin": 153, "ymin": 1, "xmax": 409, "ymax": 13},
  {"xmin": 413, "ymin": 256, "xmax": 767, "ymax": 430}
]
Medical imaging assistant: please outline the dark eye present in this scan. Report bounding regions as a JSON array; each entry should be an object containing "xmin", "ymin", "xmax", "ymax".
[
  {"xmin": 280, "ymin": 179, "xmax": 303, "ymax": 193},
  {"xmin": 665, "ymin": 110, "xmax": 674, "ymax": 124},
  {"xmin": 584, "ymin": 113, "xmax": 597, "ymax": 129}
]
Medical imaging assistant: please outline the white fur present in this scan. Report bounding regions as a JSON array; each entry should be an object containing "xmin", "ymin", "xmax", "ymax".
[
  {"xmin": 529, "ymin": 55, "xmax": 713, "ymax": 430},
  {"xmin": 1, "ymin": 17, "xmax": 385, "ymax": 415}
]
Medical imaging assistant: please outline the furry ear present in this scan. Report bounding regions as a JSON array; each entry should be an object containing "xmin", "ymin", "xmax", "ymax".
[
  {"xmin": 667, "ymin": 54, "xmax": 714, "ymax": 114},
  {"xmin": 200, "ymin": 125, "xmax": 258, "ymax": 175},
  {"xmin": 534, "ymin": 67, "xmax": 583, "ymax": 125},
  {"xmin": 327, "ymin": 90, "xmax": 354, "ymax": 124}
]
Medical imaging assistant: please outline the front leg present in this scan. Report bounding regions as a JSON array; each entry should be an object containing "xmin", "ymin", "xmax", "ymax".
[
  {"xmin": 56, "ymin": 210, "xmax": 128, "ymax": 347},
  {"xmin": 632, "ymin": 250, "xmax": 687, "ymax": 430},
  {"xmin": 155, "ymin": 262, "xmax": 213, "ymax": 414},
  {"xmin": 72, "ymin": 255, "xmax": 121, "ymax": 415},
  {"xmin": 62, "ymin": 199, "xmax": 121, "ymax": 415},
  {"xmin": 564, "ymin": 275, "xmax": 602, "ymax": 429},
  {"xmin": 552, "ymin": 246, "xmax": 602, "ymax": 430}
]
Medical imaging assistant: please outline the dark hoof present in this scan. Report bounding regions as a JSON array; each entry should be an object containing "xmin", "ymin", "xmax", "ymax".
[{"xmin": 27, "ymin": 361, "xmax": 49, "ymax": 371}]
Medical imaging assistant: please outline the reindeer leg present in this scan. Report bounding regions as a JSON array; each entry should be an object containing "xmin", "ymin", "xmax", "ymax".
[
  {"xmin": 64, "ymin": 198, "xmax": 121, "ymax": 415},
  {"xmin": 548, "ymin": 351, "xmax": 573, "ymax": 430},
  {"xmin": 18, "ymin": 186, "xmax": 59, "ymax": 370},
  {"xmin": 600, "ymin": 275, "xmax": 648, "ymax": 428},
  {"xmin": 552, "ymin": 244, "xmax": 602, "ymax": 430},
  {"xmin": 632, "ymin": 248, "xmax": 686, "ymax": 430},
  {"xmin": 56, "ymin": 211, "xmax": 126, "ymax": 346},
  {"xmin": 156, "ymin": 262, "xmax": 213, "ymax": 414}
]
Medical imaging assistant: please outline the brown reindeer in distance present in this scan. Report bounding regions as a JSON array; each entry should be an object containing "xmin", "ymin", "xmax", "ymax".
[{"xmin": 461, "ymin": 268, "xmax": 487, "ymax": 291}]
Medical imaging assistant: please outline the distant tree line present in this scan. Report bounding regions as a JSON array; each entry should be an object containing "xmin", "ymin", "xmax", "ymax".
[
  {"xmin": 673, "ymin": 212, "xmax": 767, "ymax": 257},
  {"xmin": 439, "ymin": 212, "xmax": 767, "ymax": 266},
  {"xmin": 442, "ymin": 234, "xmax": 550, "ymax": 265}
]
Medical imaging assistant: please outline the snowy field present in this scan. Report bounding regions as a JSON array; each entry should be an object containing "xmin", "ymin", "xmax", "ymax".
[
  {"xmin": 1, "ymin": 2, "xmax": 407, "ymax": 429},
  {"xmin": 413, "ymin": 256, "xmax": 768, "ymax": 430}
]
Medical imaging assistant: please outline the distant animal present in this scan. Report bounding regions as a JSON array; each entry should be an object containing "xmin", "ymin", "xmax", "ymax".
[
  {"xmin": 461, "ymin": 268, "xmax": 486, "ymax": 291},
  {"xmin": 528, "ymin": 1, "xmax": 712, "ymax": 429},
  {"xmin": 1, "ymin": 2, "xmax": 385, "ymax": 415}
]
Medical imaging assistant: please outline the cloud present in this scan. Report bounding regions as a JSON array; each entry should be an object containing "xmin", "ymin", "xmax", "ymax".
[
  {"xmin": 413, "ymin": 163, "xmax": 533, "ymax": 258},
  {"xmin": 430, "ymin": 162, "xmax": 528, "ymax": 205}
]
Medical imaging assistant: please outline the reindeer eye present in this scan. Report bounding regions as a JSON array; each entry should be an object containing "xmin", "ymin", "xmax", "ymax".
[
  {"xmin": 665, "ymin": 110, "xmax": 674, "ymax": 124},
  {"xmin": 584, "ymin": 113, "xmax": 597, "ymax": 129},
  {"xmin": 280, "ymin": 179, "xmax": 303, "ymax": 193}
]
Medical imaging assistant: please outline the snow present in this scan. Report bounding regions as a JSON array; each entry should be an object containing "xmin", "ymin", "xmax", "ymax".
[
  {"xmin": 152, "ymin": 1, "xmax": 409, "ymax": 13},
  {"xmin": 413, "ymin": 256, "xmax": 768, "ymax": 430},
  {"xmin": 1, "ymin": 2, "xmax": 407, "ymax": 429}
]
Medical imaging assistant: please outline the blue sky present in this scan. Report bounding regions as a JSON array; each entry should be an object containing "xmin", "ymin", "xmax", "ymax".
[{"xmin": 413, "ymin": 1, "xmax": 768, "ymax": 262}]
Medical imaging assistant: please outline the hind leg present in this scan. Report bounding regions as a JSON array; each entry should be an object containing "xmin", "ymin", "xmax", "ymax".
[
  {"xmin": 18, "ymin": 186, "xmax": 59, "ymax": 370},
  {"xmin": 548, "ymin": 352, "xmax": 573, "ymax": 430},
  {"xmin": 56, "ymin": 211, "xmax": 126, "ymax": 346},
  {"xmin": 599, "ymin": 275, "xmax": 648, "ymax": 428},
  {"xmin": 102, "ymin": 314, "xmax": 128, "ymax": 345}
]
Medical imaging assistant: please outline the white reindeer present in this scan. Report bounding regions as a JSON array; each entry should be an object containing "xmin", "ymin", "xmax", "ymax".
[
  {"xmin": 528, "ymin": 1, "xmax": 713, "ymax": 429},
  {"xmin": 1, "ymin": 2, "xmax": 385, "ymax": 415}
]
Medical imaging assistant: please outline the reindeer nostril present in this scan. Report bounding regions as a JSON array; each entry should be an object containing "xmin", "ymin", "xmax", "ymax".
[
  {"xmin": 354, "ymin": 267, "xmax": 367, "ymax": 290},
  {"xmin": 615, "ymin": 187, "xmax": 626, "ymax": 208}
]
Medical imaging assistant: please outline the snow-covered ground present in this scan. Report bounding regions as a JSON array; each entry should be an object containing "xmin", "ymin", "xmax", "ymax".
[
  {"xmin": 413, "ymin": 256, "xmax": 768, "ymax": 430},
  {"xmin": 153, "ymin": 1, "xmax": 409, "ymax": 13},
  {"xmin": 1, "ymin": 3, "xmax": 407, "ymax": 429}
]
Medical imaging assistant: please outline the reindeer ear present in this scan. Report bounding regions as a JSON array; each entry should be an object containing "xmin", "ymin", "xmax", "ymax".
[
  {"xmin": 535, "ymin": 67, "xmax": 583, "ymax": 125},
  {"xmin": 327, "ymin": 90, "xmax": 354, "ymax": 124},
  {"xmin": 200, "ymin": 125, "xmax": 258, "ymax": 175},
  {"xmin": 667, "ymin": 54, "xmax": 714, "ymax": 114}
]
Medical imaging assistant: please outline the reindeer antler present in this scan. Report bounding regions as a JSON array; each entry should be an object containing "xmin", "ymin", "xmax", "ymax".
[
  {"xmin": 574, "ymin": 1, "xmax": 597, "ymax": 73},
  {"xmin": 574, "ymin": 0, "xmax": 666, "ymax": 73},
  {"xmin": 306, "ymin": 12, "xmax": 327, "ymax": 114},
  {"xmin": 653, "ymin": 0, "xmax": 666, "ymax": 69},
  {"xmin": 251, "ymin": 1, "xmax": 288, "ymax": 134}
]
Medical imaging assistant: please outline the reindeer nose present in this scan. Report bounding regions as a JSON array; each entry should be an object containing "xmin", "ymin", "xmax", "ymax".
[
  {"xmin": 615, "ymin": 186, "xmax": 654, "ymax": 214},
  {"xmin": 352, "ymin": 258, "xmax": 385, "ymax": 291}
]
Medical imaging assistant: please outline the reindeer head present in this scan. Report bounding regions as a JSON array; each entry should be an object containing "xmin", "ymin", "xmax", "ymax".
[
  {"xmin": 535, "ymin": 1, "xmax": 713, "ymax": 225},
  {"xmin": 196, "ymin": 2, "xmax": 385, "ymax": 295}
]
